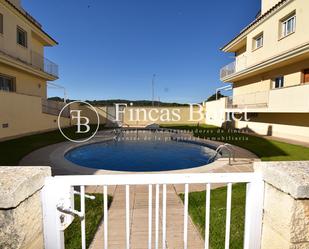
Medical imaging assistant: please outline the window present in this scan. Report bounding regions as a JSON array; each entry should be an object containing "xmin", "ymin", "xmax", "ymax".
[
  {"xmin": 253, "ymin": 33, "xmax": 263, "ymax": 50},
  {"xmin": 0, "ymin": 75, "xmax": 15, "ymax": 92},
  {"xmin": 17, "ymin": 26, "xmax": 27, "ymax": 47},
  {"xmin": 0, "ymin": 13, "xmax": 3, "ymax": 34},
  {"xmin": 273, "ymin": 76, "xmax": 284, "ymax": 89},
  {"xmin": 280, "ymin": 13, "xmax": 296, "ymax": 38}
]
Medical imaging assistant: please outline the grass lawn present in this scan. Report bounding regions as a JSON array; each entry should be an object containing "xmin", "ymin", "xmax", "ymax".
[
  {"xmin": 180, "ymin": 184, "xmax": 246, "ymax": 249},
  {"xmin": 166, "ymin": 124, "xmax": 309, "ymax": 248},
  {"xmin": 0, "ymin": 125, "xmax": 106, "ymax": 166},
  {"xmin": 162, "ymin": 124, "xmax": 309, "ymax": 161},
  {"xmin": 65, "ymin": 193, "xmax": 112, "ymax": 249}
]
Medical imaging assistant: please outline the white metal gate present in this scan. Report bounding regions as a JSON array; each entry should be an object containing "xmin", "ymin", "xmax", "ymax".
[{"xmin": 41, "ymin": 173, "xmax": 264, "ymax": 249}]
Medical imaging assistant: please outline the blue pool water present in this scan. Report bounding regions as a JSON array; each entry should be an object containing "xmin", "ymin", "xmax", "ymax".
[{"xmin": 65, "ymin": 138, "xmax": 217, "ymax": 172}]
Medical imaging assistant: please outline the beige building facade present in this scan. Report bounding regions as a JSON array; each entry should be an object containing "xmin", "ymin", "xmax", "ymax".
[
  {"xmin": 0, "ymin": 0, "xmax": 69, "ymax": 140},
  {"xmin": 217, "ymin": 0, "xmax": 309, "ymax": 142}
]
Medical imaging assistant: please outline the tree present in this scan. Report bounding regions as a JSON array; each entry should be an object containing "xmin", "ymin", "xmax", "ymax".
[{"xmin": 206, "ymin": 91, "xmax": 225, "ymax": 102}]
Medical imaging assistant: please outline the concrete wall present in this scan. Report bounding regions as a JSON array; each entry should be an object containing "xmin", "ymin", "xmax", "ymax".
[
  {"xmin": 236, "ymin": 113, "xmax": 309, "ymax": 142},
  {"xmin": 205, "ymin": 98, "xmax": 227, "ymax": 127},
  {"xmin": 262, "ymin": 0, "xmax": 283, "ymax": 14},
  {"xmin": 267, "ymin": 83, "xmax": 309, "ymax": 112},
  {"xmin": 0, "ymin": 166, "xmax": 51, "ymax": 249},
  {"xmin": 255, "ymin": 161, "xmax": 309, "ymax": 249},
  {"xmin": 0, "ymin": 91, "xmax": 70, "ymax": 140},
  {"xmin": 8, "ymin": 0, "xmax": 21, "ymax": 8}
]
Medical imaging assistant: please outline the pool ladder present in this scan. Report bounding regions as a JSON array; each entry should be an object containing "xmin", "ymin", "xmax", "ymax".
[
  {"xmin": 113, "ymin": 128, "xmax": 123, "ymax": 141},
  {"xmin": 208, "ymin": 143, "xmax": 236, "ymax": 165}
]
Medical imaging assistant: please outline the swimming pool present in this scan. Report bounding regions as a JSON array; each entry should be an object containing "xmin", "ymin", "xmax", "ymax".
[{"xmin": 65, "ymin": 131, "xmax": 218, "ymax": 172}]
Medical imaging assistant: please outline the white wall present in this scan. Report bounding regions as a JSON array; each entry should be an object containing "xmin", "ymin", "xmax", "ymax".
[
  {"xmin": 236, "ymin": 120, "xmax": 309, "ymax": 142},
  {"xmin": 206, "ymin": 98, "xmax": 227, "ymax": 127}
]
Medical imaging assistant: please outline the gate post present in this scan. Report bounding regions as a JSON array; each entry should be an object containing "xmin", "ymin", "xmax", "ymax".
[
  {"xmin": 41, "ymin": 177, "xmax": 65, "ymax": 249},
  {"xmin": 243, "ymin": 173, "xmax": 265, "ymax": 249}
]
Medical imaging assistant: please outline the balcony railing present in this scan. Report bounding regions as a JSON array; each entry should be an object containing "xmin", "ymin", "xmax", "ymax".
[
  {"xmin": 31, "ymin": 51, "xmax": 59, "ymax": 77},
  {"xmin": 42, "ymin": 99, "xmax": 69, "ymax": 117},
  {"xmin": 220, "ymin": 56, "xmax": 247, "ymax": 80},
  {"xmin": 226, "ymin": 91, "xmax": 269, "ymax": 109},
  {"xmin": 220, "ymin": 61, "xmax": 236, "ymax": 79},
  {"xmin": 0, "ymin": 47, "xmax": 58, "ymax": 78}
]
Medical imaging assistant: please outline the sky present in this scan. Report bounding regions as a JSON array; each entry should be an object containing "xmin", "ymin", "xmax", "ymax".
[{"xmin": 23, "ymin": 0, "xmax": 260, "ymax": 103}]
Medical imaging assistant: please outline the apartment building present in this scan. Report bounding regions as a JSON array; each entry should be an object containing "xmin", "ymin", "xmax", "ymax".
[
  {"xmin": 0, "ymin": 0, "xmax": 69, "ymax": 140},
  {"xmin": 219, "ymin": 0, "xmax": 309, "ymax": 142}
]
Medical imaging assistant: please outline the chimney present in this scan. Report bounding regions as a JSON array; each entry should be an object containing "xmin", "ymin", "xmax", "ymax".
[
  {"xmin": 261, "ymin": 0, "xmax": 282, "ymax": 14},
  {"xmin": 8, "ymin": 0, "xmax": 22, "ymax": 9}
]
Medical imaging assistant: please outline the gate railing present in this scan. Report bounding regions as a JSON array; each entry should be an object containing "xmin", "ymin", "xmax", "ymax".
[{"xmin": 41, "ymin": 173, "xmax": 264, "ymax": 249}]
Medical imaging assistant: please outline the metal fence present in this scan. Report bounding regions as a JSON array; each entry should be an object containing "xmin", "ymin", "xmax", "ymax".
[{"xmin": 41, "ymin": 173, "xmax": 264, "ymax": 249}]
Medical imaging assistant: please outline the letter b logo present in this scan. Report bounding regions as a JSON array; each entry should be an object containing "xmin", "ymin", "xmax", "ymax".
[
  {"xmin": 58, "ymin": 101, "xmax": 100, "ymax": 143},
  {"xmin": 70, "ymin": 110, "xmax": 91, "ymax": 133}
]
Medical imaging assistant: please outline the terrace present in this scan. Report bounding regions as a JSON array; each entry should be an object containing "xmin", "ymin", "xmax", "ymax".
[
  {"xmin": 0, "ymin": 47, "xmax": 58, "ymax": 78},
  {"xmin": 226, "ymin": 83, "xmax": 309, "ymax": 112},
  {"xmin": 220, "ymin": 56, "xmax": 247, "ymax": 80}
]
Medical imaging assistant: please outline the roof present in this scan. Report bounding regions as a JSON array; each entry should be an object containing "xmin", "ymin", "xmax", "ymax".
[
  {"xmin": 4, "ymin": 0, "xmax": 58, "ymax": 45},
  {"xmin": 220, "ymin": 0, "xmax": 289, "ymax": 51}
]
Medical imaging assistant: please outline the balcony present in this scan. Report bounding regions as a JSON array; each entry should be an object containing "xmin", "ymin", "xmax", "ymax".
[
  {"xmin": 31, "ymin": 51, "xmax": 59, "ymax": 78},
  {"xmin": 226, "ymin": 91, "xmax": 269, "ymax": 110},
  {"xmin": 220, "ymin": 56, "xmax": 247, "ymax": 80},
  {"xmin": 42, "ymin": 99, "xmax": 69, "ymax": 117},
  {"xmin": 0, "ymin": 47, "xmax": 58, "ymax": 78},
  {"xmin": 220, "ymin": 61, "xmax": 236, "ymax": 79},
  {"xmin": 226, "ymin": 84, "xmax": 309, "ymax": 113}
]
